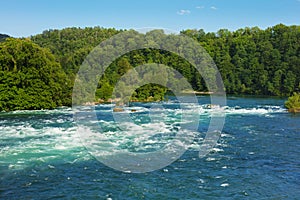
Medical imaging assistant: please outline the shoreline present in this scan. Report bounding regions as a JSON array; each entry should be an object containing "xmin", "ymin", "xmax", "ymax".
[
  {"xmin": 83, "ymin": 91, "xmax": 213, "ymax": 106},
  {"xmin": 180, "ymin": 90, "xmax": 214, "ymax": 95},
  {"xmin": 288, "ymin": 108, "xmax": 300, "ymax": 113}
]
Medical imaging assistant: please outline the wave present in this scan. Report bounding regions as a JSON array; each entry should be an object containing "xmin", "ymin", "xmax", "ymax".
[
  {"xmin": 0, "ymin": 100, "xmax": 287, "ymax": 117},
  {"xmin": 0, "ymin": 107, "xmax": 73, "ymax": 116},
  {"xmin": 1, "ymin": 101, "xmax": 286, "ymax": 172},
  {"xmin": 172, "ymin": 103, "xmax": 286, "ymax": 115},
  {"xmin": 0, "ymin": 116, "xmax": 86, "ymax": 171},
  {"xmin": 223, "ymin": 105, "xmax": 286, "ymax": 115}
]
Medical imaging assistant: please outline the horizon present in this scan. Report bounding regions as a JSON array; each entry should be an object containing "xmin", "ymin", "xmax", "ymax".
[
  {"xmin": 1, "ymin": 0, "xmax": 299, "ymax": 37},
  {"xmin": 2, "ymin": 23, "xmax": 300, "ymax": 39}
]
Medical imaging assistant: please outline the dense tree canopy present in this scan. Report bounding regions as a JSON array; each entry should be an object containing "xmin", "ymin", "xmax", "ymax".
[
  {"xmin": 32, "ymin": 27, "xmax": 121, "ymax": 77},
  {"xmin": 0, "ymin": 24, "xmax": 299, "ymax": 110},
  {"xmin": 0, "ymin": 38, "xmax": 69, "ymax": 111},
  {"xmin": 181, "ymin": 24, "xmax": 300, "ymax": 96},
  {"xmin": 32, "ymin": 24, "xmax": 300, "ymax": 103}
]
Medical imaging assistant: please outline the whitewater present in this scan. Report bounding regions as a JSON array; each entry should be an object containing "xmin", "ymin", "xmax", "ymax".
[{"xmin": 1, "ymin": 96, "xmax": 299, "ymax": 199}]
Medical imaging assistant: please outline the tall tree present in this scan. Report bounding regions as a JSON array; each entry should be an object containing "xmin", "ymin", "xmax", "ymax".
[{"xmin": 0, "ymin": 38, "xmax": 69, "ymax": 111}]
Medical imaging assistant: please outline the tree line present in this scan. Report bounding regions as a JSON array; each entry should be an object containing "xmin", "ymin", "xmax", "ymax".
[
  {"xmin": 181, "ymin": 24, "xmax": 300, "ymax": 96},
  {"xmin": 0, "ymin": 24, "xmax": 299, "ymax": 111}
]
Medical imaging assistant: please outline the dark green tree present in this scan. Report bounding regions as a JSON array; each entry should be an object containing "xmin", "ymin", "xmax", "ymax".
[{"xmin": 0, "ymin": 38, "xmax": 69, "ymax": 111}]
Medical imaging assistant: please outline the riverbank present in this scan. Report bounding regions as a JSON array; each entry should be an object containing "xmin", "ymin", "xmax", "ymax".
[
  {"xmin": 180, "ymin": 90, "xmax": 214, "ymax": 95},
  {"xmin": 285, "ymin": 93, "xmax": 300, "ymax": 113},
  {"xmin": 82, "ymin": 90, "xmax": 214, "ymax": 106},
  {"xmin": 83, "ymin": 95, "xmax": 168, "ymax": 106},
  {"xmin": 288, "ymin": 108, "xmax": 300, "ymax": 113}
]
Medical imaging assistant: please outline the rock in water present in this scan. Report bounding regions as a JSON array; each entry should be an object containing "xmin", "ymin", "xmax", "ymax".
[{"xmin": 113, "ymin": 107, "xmax": 124, "ymax": 112}]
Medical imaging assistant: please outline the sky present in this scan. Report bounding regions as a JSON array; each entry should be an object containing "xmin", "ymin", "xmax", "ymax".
[{"xmin": 0, "ymin": 0, "xmax": 299, "ymax": 37}]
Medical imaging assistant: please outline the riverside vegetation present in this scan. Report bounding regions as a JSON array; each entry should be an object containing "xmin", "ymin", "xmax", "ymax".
[
  {"xmin": 285, "ymin": 92, "xmax": 300, "ymax": 113},
  {"xmin": 0, "ymin": 24, "xmax": 299, "ymax": 111}
]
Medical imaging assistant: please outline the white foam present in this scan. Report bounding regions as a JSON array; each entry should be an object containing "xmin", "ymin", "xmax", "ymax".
[
  {"xmin": 0, "ymin": 119, "xmax": 86, "ymax": 171},
  {"xmin": 206, "ymin": 157, "xmax": 216, "ymax": 161},
  {"xmin": 1, "ymin": 102, "xmax": 286, "ymax": 172},
  {"xmin": 221, "ymin": 183, "xmax": 229, "ymax": 187},
  {"xmin": 211, "ymin": 148, "xmax": 224, "ymax": 152},
  {"xmin": 224, "ymin": 106, "xmax": 286, "ymax": 115}
]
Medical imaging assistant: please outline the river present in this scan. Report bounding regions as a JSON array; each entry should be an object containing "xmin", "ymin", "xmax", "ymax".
[{"xmin": 0, "ymin": 96, "xmax": 299, "ymax": 199}]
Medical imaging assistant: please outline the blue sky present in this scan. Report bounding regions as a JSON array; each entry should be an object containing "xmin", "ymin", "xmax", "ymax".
[{"xmin": 1, "ymin": 0, "xmax": 299, "ymax": 37}]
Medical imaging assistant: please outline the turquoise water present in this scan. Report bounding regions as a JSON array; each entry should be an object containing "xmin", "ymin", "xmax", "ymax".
[{"xmin": 1, "ymin": 96, "xmax": 299, "ymax": 199}]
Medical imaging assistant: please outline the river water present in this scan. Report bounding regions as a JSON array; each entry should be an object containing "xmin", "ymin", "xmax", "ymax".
[{"xmin": 0, "ymin": 96, "xmax": 299, "ymax": 199}]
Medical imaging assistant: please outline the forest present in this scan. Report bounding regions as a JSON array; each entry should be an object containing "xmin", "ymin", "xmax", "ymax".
[{"xmin": 0, "ymin": 24, "xmax": 299, "ymax": 111}]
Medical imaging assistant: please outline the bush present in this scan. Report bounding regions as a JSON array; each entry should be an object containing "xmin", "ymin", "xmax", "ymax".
[{"xmin": 285, "ymin": 92, "xmax": 300, "ymax": 113}]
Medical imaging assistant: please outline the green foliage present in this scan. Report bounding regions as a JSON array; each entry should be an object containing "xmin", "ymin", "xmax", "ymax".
[
  {"xmin": 285, "ymin": 92, "xmax": 300, "ymax": 110},
  {"xmin": 32, "ymin": 24, "xmax": 300, "ymax": 104},
  {"xmin": 31, "ymin": 27, "xmax": 121, "ymax": 76},
  {"xmin": 96, "ymin": 80, "xmax": 114, "ymax": 101},
  {"xmin": 132, "ymin": 84, "xmax": 167, "ymax": 102},
  {"xmin": 1, "ymin": 24, "xmax": 299, "ymax": 110},
  {"xmin": 182, "ymin": 24, "xmax": 300, "ymax": 96},
  {"xmin": 0, "ymin": 38, "xmax": 69, "ymax": 111}
]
